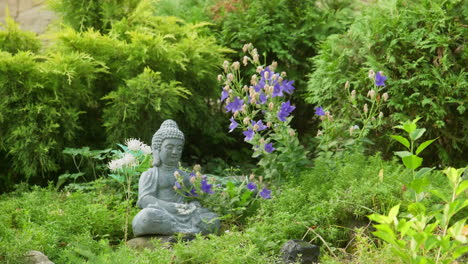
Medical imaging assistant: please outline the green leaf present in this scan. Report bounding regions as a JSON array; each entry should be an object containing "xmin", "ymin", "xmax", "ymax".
[
  {"xmin": 390, "ymin": 135, "xmax": 410, "ymax": 149},
  {"xmin": 395, "ymin": 151, "xmax": 412, "ymax": 158},
  {"xmin": 409, "ymin": 128, "xmax": 426, "ymax": 141},
  {"xmin": 402, "ymin": 122, "xmax": 417, "ymax": 134},
  {"xmin": 443, "ymin": 167, "xmax": 463, "ymax": 188},
  {"xmin": 408, "ymin": 177, "xmax": 430, "ymax": 194},
  {"xmin": 415, "ymin": 138, "xmax": 437, "ymax": 155},
  {"xmin": 402, "ymin": 155, "xmax": 423, "ymax": 170},
  {"xmin": 388, "ymin": 204, "xmax": 400, "ymax": 221},
  {"xmin": 415, "ymin": 167, "xmax": 434, "ymax": 178},
  {"xmin": 429, "ymin": 190, "xmax": 450, "ymax": 203},
  {"xmin": 368, "ymin": 213, "xmax": 390, "ymax": 224},
  {"xmin": 456, "ymin": 180, "xmax": 468, "ymax": 196},
  {"xmin": 408, "ymin": 202, "xmax": 426, "ymax": 216}
]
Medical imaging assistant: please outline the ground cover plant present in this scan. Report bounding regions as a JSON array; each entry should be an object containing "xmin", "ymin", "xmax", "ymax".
[{"xmin": 0, "ymin": 0, "xmax": 466, "ymax": 263}]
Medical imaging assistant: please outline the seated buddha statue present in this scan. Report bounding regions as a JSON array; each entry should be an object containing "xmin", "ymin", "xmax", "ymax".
[{"xmin": 132, "ymin": 120, "xmax": 220, "ymax": 236}]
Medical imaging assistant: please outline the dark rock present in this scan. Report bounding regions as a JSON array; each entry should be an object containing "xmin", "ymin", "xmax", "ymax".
[{"xmin": 281, "ymin": 239, "xmax": 320, "ymax": 264}]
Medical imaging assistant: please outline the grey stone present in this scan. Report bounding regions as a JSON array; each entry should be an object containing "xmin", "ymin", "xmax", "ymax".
[
  {"xmin": 127, "ymin": 234, "xmax": 196, "ymax": 251},
  {"xmin": 132, "ymin": 120, "xmax": 220, "ymax": 237},
  {"xmin": 281, "ymin": 240, "xmax": 320, "ymax": 264},
  {"xmin": 25, "ymin": 250, "xmax": 54, "ymax": 264},
  {"xmin": 0, "ymin": 0, "xmax": 57, "ymax": 35}
]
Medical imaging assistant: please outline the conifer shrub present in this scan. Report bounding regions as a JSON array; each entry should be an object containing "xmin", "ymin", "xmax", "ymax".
[
  {"xmin": 0, "ymin": 15, "xmax": 41, "ymax": 54},
  {"xmin": 0, "ymin": 50, "xmax": 104, "ymax": 182},
  {"xmin": 48, "ymin": 0, "xmax": 142, "ymax": 32},
  {"xmin": 306, "ymin": 0, "xmax": 467, "ymax": 165},
  {"xmin": 55, "ymin": 1, "xmax": 231, "ymax": 158}
]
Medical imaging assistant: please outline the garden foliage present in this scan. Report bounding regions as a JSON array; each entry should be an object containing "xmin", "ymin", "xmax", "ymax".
[{"xmin": 306, "ymin": 0, "xmax": 467, "ymax": 165}]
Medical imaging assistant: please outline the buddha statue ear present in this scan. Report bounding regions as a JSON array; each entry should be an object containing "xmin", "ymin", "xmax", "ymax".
[{"xmin": 153, "ymin": 149, "xmax": 161, "ymax": 167}]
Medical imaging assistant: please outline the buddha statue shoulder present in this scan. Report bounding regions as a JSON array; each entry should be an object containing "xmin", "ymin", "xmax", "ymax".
[{"xmin": 132, "ymin": 120, "xmax": 219, "ymax": 236}]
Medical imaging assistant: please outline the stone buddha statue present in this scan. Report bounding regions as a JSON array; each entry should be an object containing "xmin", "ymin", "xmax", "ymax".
[{"xmin": 132, "ymin": 120, "xmax": 220, "ymax": 237}]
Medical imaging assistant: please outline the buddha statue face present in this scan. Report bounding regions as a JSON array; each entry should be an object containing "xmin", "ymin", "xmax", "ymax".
[{"xmin": 158, "ymin": 138, "xmax": 184, "ymax": 167}]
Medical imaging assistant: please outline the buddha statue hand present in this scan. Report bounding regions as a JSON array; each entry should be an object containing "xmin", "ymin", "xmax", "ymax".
[{"xmin": 175, "ymin": 203, "xmax": 197, "ymax": 215}]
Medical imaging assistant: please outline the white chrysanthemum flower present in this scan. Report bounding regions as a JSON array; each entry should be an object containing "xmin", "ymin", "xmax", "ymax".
[
  {"xmin": 140, "ymin": 144, "xmax": 152, "ymax": 155},
  {"xmin": 125, "ymin": 138, "xmax": 142, "ymax": 151},
  {"xmin": 121, "ymin": 153, "xmax": 137, "ymax": 167},
  {"xmin": 108, "ymin": 159, "xmax": 124, "ymax": 171}
]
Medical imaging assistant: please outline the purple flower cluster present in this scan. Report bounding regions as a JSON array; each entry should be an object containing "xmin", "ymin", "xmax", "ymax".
[
  {"xmin": 225, "ymin": 97, "xmax": 244, "ymax": 113},
  {"xmin": 259, "ymin": 188, "xmax": 271, "ymax": 199},
  {"xmin": 201, "ymin": 178, "xmax": 214, "ymax": 194},
  {"xmin": 375, "ymin": 72, "xmax": 387, "ymax": 87},
  {"xmin": 277, "ymin": 101, "xmax": 295, "ymax": 121},
  {"xmin": 314, "ymin": 107, "xmax": 325, "ymax": 116},
  {"xmin": 254, "ymin": 67, "xmax": 295, "ymax": 98}
]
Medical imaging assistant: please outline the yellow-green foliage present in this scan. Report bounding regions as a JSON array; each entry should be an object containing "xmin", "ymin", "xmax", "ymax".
[
  {"xmin": 0, "ymin": 51, "xmax": 104, "ymax": 180},
  {"xmin": 0, "ymin": 15, "xmax": 41, "ymax": 54}
]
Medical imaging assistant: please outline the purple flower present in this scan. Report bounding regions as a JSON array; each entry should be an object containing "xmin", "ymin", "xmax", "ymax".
[
  {"xmin": 174, "ymin": 181, "xmax": 182, "ymax": 189},
  {"xmin": 259, "ymin": 93, "xmax": 267, "ymax": 104},
  {"xmin": 225, "ymin": 97, "xmax": 244, "ymax": 113},
  {"xmin": 375, "ymin": 72, "xmax": 387, "ymax": 87},
  {"xmin": 282, "ymin": 80, "xmax": 295, "ymax": 94},
  {"xmin": 221, "ymin": 90, "xmax": 229, "ymax": 102},
  {"xmin": 201, "ymin": 179, "xmax": 214, "ymax": 194},
  {"xmin": 251, "ymin": 120, "xmax": 267, "ymax": 131},
  {"xmin": 247, "ymin": 182, "xmax": 257, "ymax": 191},
  {"xmin": 229, "ymin": 117, "xmax": 239, "ymax": 132},
  {"xmin": 243, "ymin": 128, "xmax": 255, "ymax": 141},
  {"xmin": 264, "ymin": 143, "xmax": 275, "ymax": 153},
  {"xmin": 259, "ymin": 188, "xmax": 271, "ymax": 199},
  {"xmin": 314, "ymin": 107, "xmax": 325, "ymax": 116},
  {"xmin": 277, "ymin": 101, "xmax": 296, "ymax": 122},
  {"xmin": 272, "ymin": 83, "xmax": 283, "ymax": 98},
  {"xmin": 186, "ymin": 188, "xmax": 198, "ymax": 197}
]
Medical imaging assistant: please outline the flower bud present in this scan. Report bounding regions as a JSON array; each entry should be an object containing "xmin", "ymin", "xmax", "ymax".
[
  {"xmin": 344, "ymin": 81, "xmax": 350, "ymax": 90},
  {"xmin": 259, "ymin": 138, "xmax": 266, "ymax": 144},
  {"xmin": 288, "ymin": 129, "xmax": 295, "ymax": 137},
  {"xmin": 242, "ymin": 44, "xmax": 249, "ymax": 53},
  {"xmin": 227, "ymin": 73, "xmax": 234, "ymax": 82},
  {"xmin": 271, "ymin": 74, "xmax": 278, "ymax": 81},
  {"xmin": 251, "ymin": 74, "xmax": 258, "ymax": 85},
  {"xmin": 243, "ymin": 117, "xmax": 251, "ymax": 125},
  {"xmin": 367, "ymin": 89, "xmax": 375, "ymax": 99},
  {"xmin": 268, "ymin": 102, "xmax": 274, "ymax": 110},
  {"xmin": 278, "ymin": 76, "xmax": 283, "ymax": 83},
  {"xmin": 253, "ymin": 124, "xmax": 260, "ymax": 131},
  {"xmin": 173, "ymin": 185, "xmax": 178, "ymax": 190},
  {"xmin": 363, "ymin": 104, "xmax": 368, "ymax": 114},
  {"xmin": 281, "ymin": 71, "xmax": 287, "ymax": 77},
  {"xmin": 379, "ymin": 112, "xmax": 384, "ymax": 118},
  {"xmin": 243, "ymin": 56, "xmax": 249, "ymax": 66},
  {"xmin": 368, "ymin": 69, "xmax": 375, "ymax": 79},
  {"xmin": 266, "ymin": 122, "xmax": 272, "ymax": 127},
  {"xmin": 223, "ymin": 85, "xmax": 230, "ymax": 91},
  {"xmin": 217, "ymin": 74, "xmax": 223, "ymax": 82},
  {"xmin": 196, "ymin": 171, "xmax": 202, "ymax": 178},
  {"xmin": 223, "ymin": 61, "xmax": 229, "ymax": 72},
  {"xmin": 242, "ymin": 104, "xmax": 247, "ymax": 114},
  {"xmin": 259, "ymin": 176, "xmax": 263, "ymax": 183},
  {"xmin": 253, "ymin": 54, "xmax": 259, "ymax": 63},
  {"xmin": 320, "ymin": 115, "xmax": 326, "ymax": 121},
  {"xmin": 350, "ymin": 89, "xmax": 356, "ymax": 100},
  {"xmin": 174, "ymin": 171, "xmax": 181, "ymax": 179},
  {"xmin": 232, "ymin": 61, "xmax": 240, "ymax": 70},
  {"xmin": 316, "ymin": 130, "xmax": 323, "ymax": 137},
  {"xmin": 371, "ymin": 117, "xmax": 376, "ymax": 122},
  {"xmin": 256, "ymin": 66, "xmax": 263, "ymax": 73},
  {"xmin": 270, "ymin": 61, "xmax": 278, "ymax": 71},
  {"xmin": 264, "ymin": 71, "xmax": 269, "ymax": 80},
  {"xmin": 243, "ymin": 85, "xmax": 249, "ymax": 92},
  {"xmin": 349, "ymin": 126, "xmax": 354, "ymax": 136},
  {"xmin": 382, "ymin": 92, "xmax": 389, "ymax": 102},
  {"xmin": 190, "ymin": 176, "xmax": 196, "ymax": 183},
  {"xmin": 249, "ymin": 173, "xmax": 255, "ymax": 181},
  {"xmin": 233, "ymin": 111, "xmax": 239, "ymax": 118},
  {"xmin": 193, "ymin": 164, "xmax": 201, "ymax": 172}
]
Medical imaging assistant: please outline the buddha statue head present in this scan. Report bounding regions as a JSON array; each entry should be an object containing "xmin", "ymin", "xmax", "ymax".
[{"xmin": 151, "ymin": 120, "xmax": 185, "ymax": 167}]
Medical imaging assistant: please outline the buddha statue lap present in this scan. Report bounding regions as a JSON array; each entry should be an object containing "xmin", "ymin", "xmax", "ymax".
[{"xmin": 132, "ymin": 120, "xmax": 219, "ymax": 237}]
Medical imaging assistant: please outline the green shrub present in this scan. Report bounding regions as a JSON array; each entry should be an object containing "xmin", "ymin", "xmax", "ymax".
[
  {"xmin": 152, "ymin": 0, "xmax": 215, "ymax": 23},
  {"xmin": 0, "ymin": 50, "xmax": 104, "ymax": 182},
  {"xmin": 0, "ymin": 15, "xmax": 41, "ymax": 54},
  {"xmin": 48, "ymin": 0, "xmax": 142, "ymax": 32},
  {"xmin": 306, "ymin": 0, "xmax": 467, "ymax": 166}
]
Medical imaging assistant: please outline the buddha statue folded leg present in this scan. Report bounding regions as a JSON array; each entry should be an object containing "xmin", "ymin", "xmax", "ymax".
[
  {"xmin": 132, "ymin": 207, "xmax": 176, "ymax": 236},
  {"xmin": 195, "ymin": 208, "xmax": 220, "ymax": 235}
]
